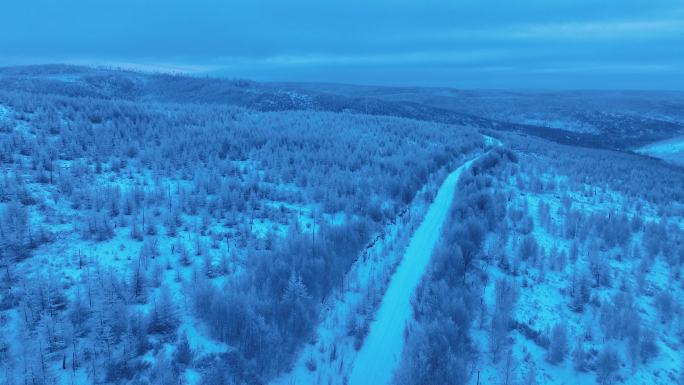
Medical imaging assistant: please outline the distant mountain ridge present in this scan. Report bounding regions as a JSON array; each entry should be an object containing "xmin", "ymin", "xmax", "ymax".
[{"xmin": 2, "ymin": 64, "xmax": 683, "ymax": 150}]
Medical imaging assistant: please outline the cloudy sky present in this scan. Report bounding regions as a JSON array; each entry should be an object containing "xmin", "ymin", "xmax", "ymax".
[{"xmin": 1, "ymin": 0, "xmax": 683, "ymax": 89}]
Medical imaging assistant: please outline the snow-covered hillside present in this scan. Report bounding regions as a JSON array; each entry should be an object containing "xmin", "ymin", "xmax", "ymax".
[
  {"xmin": 393, "ymin": 134, "xmax": 684, "ymax": 385},
  {"xmin": 636, "ymin": 136, "xmax": 684, "ymax": 166},
  {"xmin": 0, "ymin": 68, "xmax": 487, "ymax": 385},
  {"xmin": 470, "ymin": 153, "xmax": 684, "ymax": 385},
  {"xmin": 348, "ymin": 158, "xmax": 477, "ymax": 385},
  {"xmin": 2, "ymin": 66, "xmax": 684, "ymax": 385}
]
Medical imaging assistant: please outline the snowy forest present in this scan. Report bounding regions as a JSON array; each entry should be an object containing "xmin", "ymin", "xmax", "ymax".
[{"xmin": 1, "ymin": 65, "xmax": 684, "ymax": 385}]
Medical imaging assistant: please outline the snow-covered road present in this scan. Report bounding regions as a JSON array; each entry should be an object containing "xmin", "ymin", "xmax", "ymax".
[{"xmin": 348, "ymin": 157, "xmax": 477, "ymax": 385}]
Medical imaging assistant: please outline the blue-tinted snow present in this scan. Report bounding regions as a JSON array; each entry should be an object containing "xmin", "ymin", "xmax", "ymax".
[{"xmin": 348, "ymin": 157, "xmax": 478, "ymax": 385}]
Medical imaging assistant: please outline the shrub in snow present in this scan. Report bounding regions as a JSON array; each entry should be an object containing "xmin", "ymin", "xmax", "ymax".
[
  {"xmin": 305, "ymin": 357, "xmax": 317, "ymax": 372},
  {"xmin": 393, "ymin": 320, "xmax": 468, "ymax": 385},
  {"xmin": 639, "ymin": 329, "xmax": 659, "ymax": 364},
  {"xmin": 546, "ymin": 322, "xmax": 568, "ymax": 364},
  {"xmin": 655, "ymin": 290, "xmax": 676, "ymax": 324},
  {"xmin": 572, "ymin": 341, "xmax": 587, "ymax": 372},
  {"xmin": 0, "ymin": 201, "xmax": 33, "ymax": 260},
  {"xmin": 490, "ymin": 278, "xmax": 519, "ymax": 362},
  {"xmin": 518, "ymin": 234, "xmax": 539, "ymax": 261},
  {"xmin": 173, "ymin": 332, "xmax": 194, "ymax": 368},
  {"xmin": 596, "ymin": 345, "xmax": 620, "ymax": 385},
  {"xmin": 147, "ymin": 285, "xmax": 180, "ymax": 337}
]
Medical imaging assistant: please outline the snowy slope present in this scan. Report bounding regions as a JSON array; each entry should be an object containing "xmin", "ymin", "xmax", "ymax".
[
  {"xmin": 270, "ymin": 148, "xmax": 489, "ymax": 385},
  {"xmin": 468, "ymin": 156, "xmax": 684, "ymax": 385},
  {"xmin": 347, "ymin": 157, "xmax": 477, "ymax": 385},
  {"xmin": 636, "ymin": 135, "xmax": 684, "ymax": 166}
]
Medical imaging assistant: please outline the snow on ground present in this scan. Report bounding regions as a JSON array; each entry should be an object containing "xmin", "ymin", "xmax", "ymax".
[
  {"xmin": 512, "ymin": 115, "xmax": 600, "ymax": 134},
  {"xmin": 271, "ymin": 179, "xmax": 436, "ymax": 385},
  {"xmin": 347, "ymin": 157, "xmax": 478, "ymax": 385},
  {"xmin": 0, "ymin": 104, "xmax": 9, "ymax": 120},
  {"xmin": 272, "ymin": 148, "xmax": 488, "ymax": 385},
  {"xmin": 483, "ymin": 134, "xmax": 503, "ymax": 147},
  {"xmin": 472, "ymin": 162, "xmax": 684, "ymax": 385},
  {"xmin": 2, "ymin": 153, "xmax": 325, "ymax": 385},
  {"xmin": 636, "ymin": 136, "xmax": 684, "ymax": 166}
]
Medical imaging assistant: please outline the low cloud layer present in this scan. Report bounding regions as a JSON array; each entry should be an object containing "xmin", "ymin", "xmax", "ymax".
[{"xmin": 1, "ymin": 0, "xmax": 682, "ymax": 89}]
